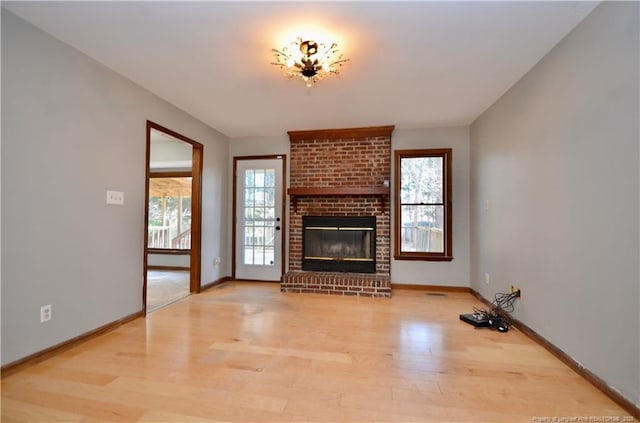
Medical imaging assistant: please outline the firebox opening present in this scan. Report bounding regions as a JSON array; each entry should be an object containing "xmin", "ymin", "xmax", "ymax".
[{"xmin": 303, "ymin": 216, "xmax": 376, "ymax": 273}]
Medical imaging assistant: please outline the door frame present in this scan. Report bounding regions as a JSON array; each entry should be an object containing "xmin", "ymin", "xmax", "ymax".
[
  {"xmin": 143, "ymin": 120, "xmax": 204, "ymax": 314},
  {"xmin": 232, "ymin": 155, "xmax": 287, "ymax": 281}
]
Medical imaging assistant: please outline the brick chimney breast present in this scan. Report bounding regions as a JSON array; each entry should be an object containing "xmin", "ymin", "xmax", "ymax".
[{"xmin": 282, "ymin": 126, "xmax": 393, "ymax": 297}]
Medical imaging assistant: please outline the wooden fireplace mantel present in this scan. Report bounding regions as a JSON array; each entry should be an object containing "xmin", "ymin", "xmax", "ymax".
[{"xmin": 287, "ymin": 186, "xmax": 390, "ymax": 212}]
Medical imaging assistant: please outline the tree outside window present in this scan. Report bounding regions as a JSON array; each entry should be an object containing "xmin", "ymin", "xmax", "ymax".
[{"xmin": 394, "ymin": 149, "xmax": 452, "ymax": 261}]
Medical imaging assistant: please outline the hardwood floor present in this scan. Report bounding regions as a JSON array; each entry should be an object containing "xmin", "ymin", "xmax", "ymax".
[{"xmin": 1, "ymin": 282, "xmax": 633, "ymax": 422}]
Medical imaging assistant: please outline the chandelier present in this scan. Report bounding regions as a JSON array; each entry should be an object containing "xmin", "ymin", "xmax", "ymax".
[{"xmin": 271, "ymin": 37, "xmax": 350, "ymax": 87}]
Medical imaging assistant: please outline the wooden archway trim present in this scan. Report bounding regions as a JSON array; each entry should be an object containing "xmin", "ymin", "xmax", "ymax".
[{"xmin": 144, "ymin": 121, "xmax": 204, "ymax": 314}]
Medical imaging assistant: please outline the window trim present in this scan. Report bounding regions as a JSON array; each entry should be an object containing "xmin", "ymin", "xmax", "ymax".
[{"xmin": 393, "ymin": 148, "xmax": 453, "ymax": 261}]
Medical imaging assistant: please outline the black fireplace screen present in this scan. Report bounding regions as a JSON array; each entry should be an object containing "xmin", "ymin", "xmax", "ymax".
[{"xmin": 302, "ymin": 216, "xmax": 376, "ymax": 273}]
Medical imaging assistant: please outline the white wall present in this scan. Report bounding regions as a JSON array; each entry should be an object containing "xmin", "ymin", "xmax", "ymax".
[
  {"xmin": 470, "ymin": 2, "xmax": 639, "ymax": 406},
  {"xmin": 1, "ymin": 11, "xmax": 229, "ymax": 365},
  {"xmin": 391, "ymin": 127, "xmax": 470, "ymax": 286}
]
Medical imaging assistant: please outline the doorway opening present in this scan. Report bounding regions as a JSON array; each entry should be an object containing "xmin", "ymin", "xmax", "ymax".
[{"xmin": 144, "ymin": 121, "xmax": 203, "ymax": 313}]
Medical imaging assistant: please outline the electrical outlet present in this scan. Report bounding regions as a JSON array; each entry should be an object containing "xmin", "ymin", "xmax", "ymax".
[
  {"xmin": 106, "ymin": 190, "xmax": 124, "ymax": 205},
  {"xmin": 40, "ymin": 304, "xmax": 52, "ymax": 323},
  {"xmin": 484, "ymin": 273, "xmax": 490, "ymax": 285},
  {"xmin": 213, "ymin": 257, "xmax": 221, "ymax": 267}
]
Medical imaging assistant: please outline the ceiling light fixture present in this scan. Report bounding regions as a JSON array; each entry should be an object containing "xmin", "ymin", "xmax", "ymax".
[{"xmin": 271, "ymin": 37, "xmax": 349, "ymax": 87}]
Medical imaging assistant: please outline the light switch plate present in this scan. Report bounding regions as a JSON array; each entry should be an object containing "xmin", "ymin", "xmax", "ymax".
[{"xmin": 106, "ymin": 190, "xmax": 124, "ymax": 205}]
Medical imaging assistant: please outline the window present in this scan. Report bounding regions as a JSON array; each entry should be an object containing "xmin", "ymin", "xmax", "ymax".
[
  {"xmin": 394, "ymin": 149, "xmax": 452, "ymax": 261},
  {"xmin": 242, "ymin": 168, "xmax": 276, "ymax": 265}
]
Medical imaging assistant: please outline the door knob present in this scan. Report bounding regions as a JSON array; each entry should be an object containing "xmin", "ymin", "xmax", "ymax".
[{"xmin": 276, "ymin": 226, "xmax": 281, "ymax": 231}]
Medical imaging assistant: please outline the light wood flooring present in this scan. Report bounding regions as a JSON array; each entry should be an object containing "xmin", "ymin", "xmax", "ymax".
[{"xmin": 1, "ymin": 282, "xmax": 634, "ymax": 422}]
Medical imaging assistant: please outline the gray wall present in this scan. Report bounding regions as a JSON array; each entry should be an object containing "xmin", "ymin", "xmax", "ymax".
[
  {"xmin": 1, "ymin": 11, "xmax": 229, "ymax": 365},
  {"xmin": 230, "ymin": 130, "xmax": 471, "ymax": 287},
  {"xmin": 470, "ymin": 2, "xmax": 639, "ymax": 406},
  {"xmin": 391, "ymin": 127, "xmax": 470, "ymax": 286},
  {"xmin": 147, "ymin": 254, "xmax": 190, "ymax": 268}
]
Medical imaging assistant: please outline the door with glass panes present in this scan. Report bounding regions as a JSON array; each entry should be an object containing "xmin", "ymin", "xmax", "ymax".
[{"xmin": 235, "ymin": 158, "xmax": 284, "ymax": 280}]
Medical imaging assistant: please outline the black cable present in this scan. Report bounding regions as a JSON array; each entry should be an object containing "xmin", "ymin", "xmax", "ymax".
[
  {"xmin": 468, "ymin": 291, "xmax": 520, "ymax": 332},
  {"xmin": 491, "ymin": 291, "xmax": 519, "ymax": 331},
  {"xmin": 493, "ymin": 291, "xmax": 519, "ymax": 313}
]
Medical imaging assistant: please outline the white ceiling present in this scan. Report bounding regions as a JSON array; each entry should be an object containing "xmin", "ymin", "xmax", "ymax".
[{"xmin": 3, "ymin": 1, "xmax": 599, "ymax": 138}]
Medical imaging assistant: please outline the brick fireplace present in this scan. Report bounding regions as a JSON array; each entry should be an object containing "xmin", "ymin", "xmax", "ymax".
[{"xmin": 281, "ymin": 125, "xmax": 393, "ymax": 297}]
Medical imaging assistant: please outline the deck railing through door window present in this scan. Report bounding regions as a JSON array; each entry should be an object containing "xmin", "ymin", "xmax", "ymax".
[{"xmin": 148, "ymin": 226, "xmax": 171, "ymax": 249}]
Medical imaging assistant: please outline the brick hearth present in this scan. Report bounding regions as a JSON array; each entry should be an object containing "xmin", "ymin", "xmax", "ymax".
[
  {"xmin": 280, "ymin": 271, "xmax": 391, "ymax": 297},
  {"xmin": 282, "ymin": 126, "xmax": 394, "ymax": 297}
]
